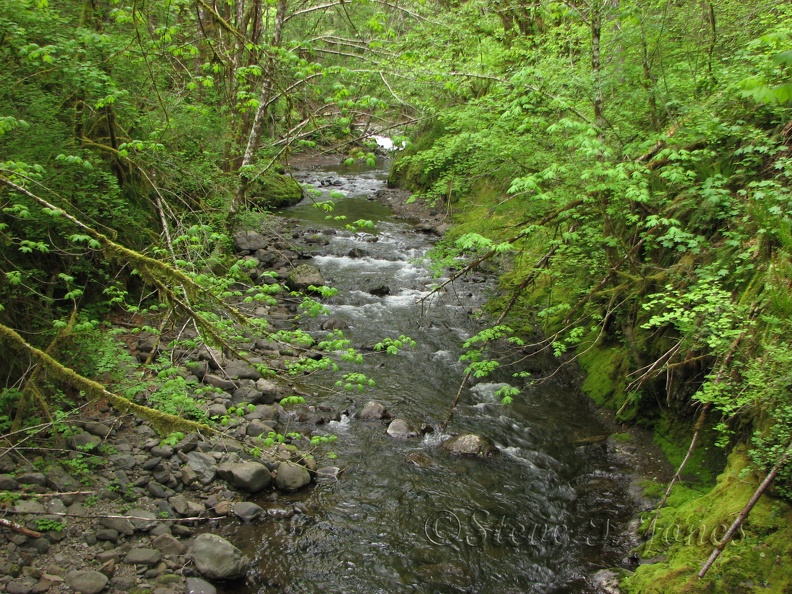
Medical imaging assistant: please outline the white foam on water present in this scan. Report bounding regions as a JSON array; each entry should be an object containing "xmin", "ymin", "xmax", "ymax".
[{"xmin": 328, "ymin": 414, "xmax": 351, "ymax": 432}]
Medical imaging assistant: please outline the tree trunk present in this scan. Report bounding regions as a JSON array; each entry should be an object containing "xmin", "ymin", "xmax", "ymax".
[{"xmin": 232, "ymin": 0, "xmax": 288, "ymax": 213}]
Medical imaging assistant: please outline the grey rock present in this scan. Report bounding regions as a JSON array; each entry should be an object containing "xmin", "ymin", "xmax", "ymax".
[
  {"xmin": 16, "ymin": 472, "xmax": 47, "ymax": 487},
  {"xmin": 14, "ymin": 500, "xmax": 45, "ymax": 514},
  {"xmin": 231, "ymin": 386, "xmax": 264, "ymax": 406},
  {"xmin": 110, "ymin": 454, "xmax": 137, "ymax": 470},
  {"xmin": 274, "ymin": 461, "xmax": 311, "ymax": 492},
  {"xmin": 315, "ymin": 466, "xmax": 341, "ymax": 482},
  {"xmin": 441, "ymin": 434, "xmax": 499, "ymax": 457},
  {"xmin": 203, "ymin": 374, "xmax": 237, "ymax": 392},
  {"xmin": 143, "ymin": 456, "xmax": 164, "ymax": 471},
  {"xmin": 185, "ymin": 360, "xmax": 210, "ymax": 380},
  {"xmin": 224, "ymin": 360, "xmax": 261, "ymax": 380},
  {"xmin": 217, "ymin": 461, "xmax": 272, "ymax": 493},
  {"xmin": 285, "ymin": 263, "xmax": 324, "ymax": 291},
  {"xmin": 175, "ymin": 433, "xmax": 200, "ymax": 453},
  {"xmin": 185, "ymin": 577, "xmax": 217, "ymax": 594},
  {"xmin": 126, "ymin": 509, "xmax": 158, "ymax": 532},
  {"xmin": 152, "ymin": 533, "xmax": 187, "ymax": 556},
  {"xmin": 234, "ymin": 230, "xmax": 268, "ymax": 252},
  {"xmin": 185, "ymin": 451, "xmax": 217, "ymax": 485},
  {"xmin": 358, "ymin": 400, "xmax": 389, "ymax": 420},
  {"xmin": 347, "ymin": 248, "xmax": 368, "ymax": 259},
  {"xmin": 96, "ymin": 529, "xmax": 119, "ymax": 543},
  {"xmin": 68, "ymin": 432, "xmax": 102, "ymax": 450},
  {"xmin": 6, "ymin": 577, "xmax": 37, "ymax": 594},
  {"xmin": 150, "ymin": 445, "xmax": 175, "ymax": 458},
  {"xmin": 99, "ymin": 516, "xmax": 135, "ymax": 536},
  {"xmin": 123, "ymin": 548, "xmax": 161, "ymax": 566},
  {"xmin": 180, "ymin": 465, "xmax": 198, "ymax": 486},
  {"xmin": 206, "ymin": 403, "xmax": 228, "ymax": 418},
  {"xmin": 246, "ymin": 419, "xmax": 274, "ymax": 438},
  {"xmin": 386, "ymin": 418, "xmax": 416, "ymax": 439},
  {"xmin": 44, "ymin": 464, "xmax": 79, "ymax": 492},
  {"xmin": 0, "ymin": 473, "xmax": 19, "ymax": 490},
  {"xmin": 65, "ymin": 570, "xmax": 108, "ymax": 594},
  {"xmin": 321, "ymin": 318, "xmax": 349, "ymax": 330},
  {"xmin": 84, "ymin": 422, "xmax": 112, "ymax": 438},
  {"xmin": 233, "ymin": 502, "xmax": 264, "ymax": 522},
  {"xmin": 256, "ymin": 378, "xmax": 282, "ymax": 399},
  {"xmin": 191, "ymin": 533, "xmax": 250, "ymax": 580},
  {"xmin": 136, "ymin": 334, "xmax": 159, "ymax": 353}
]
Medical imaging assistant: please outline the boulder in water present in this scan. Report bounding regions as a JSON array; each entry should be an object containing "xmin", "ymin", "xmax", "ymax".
[
  {"xmin": 191, "ymin": 533, "xmax": 250, "ymax": 580},
  {"xmin": 358, "ymin": 400, "xmax": 390, "ymax": 420},
  {"xmin": 441, "ymin": 434, "xmax": 499, "ymax": 457},
  {"xmin": 386, "ymin": 418, "xmax": 416, "ymax": 439},
  {"xmin": 286, "ymin": 263, "xmax": 325, "ymax": 291},
  {"xmin": 368, "ymin": 285, "xmax": 390, "ymax": 296}
]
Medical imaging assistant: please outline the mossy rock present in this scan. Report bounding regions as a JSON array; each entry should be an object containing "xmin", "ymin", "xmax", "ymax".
[{"xmin": 248, "ymin": 169, "xmax": 303, "ymax": 209}]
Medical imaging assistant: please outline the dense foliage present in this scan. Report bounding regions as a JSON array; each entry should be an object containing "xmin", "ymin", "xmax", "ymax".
[{"xmin": 3, "ymin": 0, "xmax": 792, "ymax": 589}]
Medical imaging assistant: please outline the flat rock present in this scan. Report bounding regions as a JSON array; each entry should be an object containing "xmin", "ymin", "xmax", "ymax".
[
  {"xmin": 203, "ymin": 374, "xmax": 237, "ymax": 392},
  {"xmin": 185, "ymin": 451, "xmax": 217, "ymax": 485},
  {"xmin": 99, "ymin": 516, "xmax": 135, "ymax": 536},
  {"xmin": 233, "ymin": 501, "xmax": 264, "ymax": 522},
  {"xmin": 0, "ymin": 473, "xmax": 19, "ymax": 490},
  {"xmin": 123, "ymin": 548, "xmax": 161, "ymax": 566},
  {"xmin": 65, "ymin": 570, "xmax": 108, "ymax": 594},
  {"xmin": 152, "ymin": 533, "xmax": 187, "ymax": 556},
  {"xmin": 286, "ymin": 263, "xmax": 324, "ymax": 291}
]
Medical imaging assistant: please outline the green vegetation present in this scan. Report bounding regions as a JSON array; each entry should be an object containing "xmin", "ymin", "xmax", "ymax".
[{"xmin": 2, "ymin": 0, "xmax": 792, "ymax": 588}]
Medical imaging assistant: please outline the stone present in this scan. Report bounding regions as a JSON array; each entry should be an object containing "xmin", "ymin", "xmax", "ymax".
[
  {"xmin": 347, "ymin": 248, "xmax": 368, "ymax": 259},
  {"xmin": 321, "ymin": 318, "xmax": 349, "ymax": 330},
  {"xmin": 185, "ymin": 577, "xmax": 217, "ymax": 594},
  {"xmin": 7, "ymin": 577, "xmax": 37, "ymax": 594},
  {"xmin": 203, "ymin": 374, "xmax": 237, "ymax": 392},
  {"xmin": 95, "ymin": 529, "xmax": 119, "ymax": 543},
  {"xmin": 231, "ymin": 386, "xmax": 264, "ymax": 406},
  {"xmin": 180, "ymin": 465, "xmax": 198, "ymax": 486},
  {"xmin": 441, "ymin": 434, "xmax": 499, "ymax": 457},
  {"xmin": 83, "ymin": 422, "xmax": 112, "ymax": 438},
  {"xmin": 191, "ymin": 534, "xmax": 250, "ymax": 580},
  {"xmin": 315, "ymin": 466, "xmax": 341, "ymax": 482},
  {"xmin": 358, "ymin": 400, "xmax": 389, "ymax": 420},
  {"xmin": 274, "ymin": 461, "xmax": 310, "ymax": 492},
  {"xmin": 405, "ymin": 451, "xmax": 434, "ymax": 468},
  {"xmin": 126, "ymin": 509, "xmax": 158, "ymax": 532},
  {"xmin": 368, "ymin": 285, "xmax": 390, "ymax": 296},
  {"xmin": 246, "ymin": 419, "xmax": 275, "ymax": 438},
  {"xmin": 65, "ymin": 570, "xmax": 108, "ymax": 594},
  {"xmin": 223, "ymin": 360, "xmax": 261, "ymax": 380},
  {"xmin": 152, "ymin": 533, "xmax": 187, "ymax": 556},
  {"xmin": 234, "ymin": 230, "xmax": 268, "ymax": 252},
  {"xmin": 285, "ymin": 263, "xmax": 324, "ymax": 292},
  {"xmin": 14, "ymin": 500, "xmax": 45, "ymax": 514},
  {"xmin": 386, "ymin": 418, "xmax": 416, "ymax": 439},
  {"xmin": 68, "ymin": 432, "xmax": 102, "ymax": 450},
  {"xmin": 110, "ymin": 454, "xmax": 137, "ymax": 470},
  {"xmin": 123, "ymin": 548, "xmax": 161, "ymax": 567},
  {"xmin": 98, "ymin": 516, "xmax": 135, "ymax": 536},
  {"xmin": 15, "ymin": 472, "xmax": 47, "ymax": 487},
  {"xmin": 233, "ymin": 502, "xmax": 264, "ymax": 522},
  {"xmin": 216, "ymin": 462, "xmax": 272, "ymax": 493},
  {"xmin": 44, "ymin": 465, "xmax": 79, "ymax": 492},
  {"xmin": 185, "ymin": 451, "xmax": 217, "ymax": 485}
]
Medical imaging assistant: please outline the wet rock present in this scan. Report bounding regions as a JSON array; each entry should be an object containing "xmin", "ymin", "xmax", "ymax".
[
  {"xmin": 321, "ymin": 318, "xmax": 349, "ymax": 330},
  {"xmin": 358, "ymin": 400, "xmax": 389, "ymax": 420},
  {"xmin": 285, "ymin": 263, "xmax": 324, "ymax": 291},
  {"xmin": 368, "ymin": 285, "xmax": 390, "ymax": 296},
  {"xmin": 65, "ymin": 570, "xmax": 109, "ymax": 594},
  {"xmin": 441, "ymin": 434, "xmax": 499, "ymax": 457},
  {"xmin": 275, "ymin": 461, "xmax": 311, "ymax": 492},
  {"xmin": 191, "ymin": 534, "xmax": 250, "ymax": 580},
  {"xmin": 386, "ymin": 419, "xmax": 416, "ymax": 439},
  {"xmin": 233, "ymin": 502, "xmax": 264, "ymax": 522},
  {"xmin": 217, "ymin": 461, "xmax": 272, "ymax": 493},
  {"xmin": 347, "ymin": 248, "xmax": 368, "ymax": 259},
  {"xmin": 315, "ymin": 467, "xmax": 341, "ymax": 482},
  {"xmin": 591, "ymin": 569, "xmax": 622, "ymax": 593},
  {"xmin": 404, "ymin": 451, "xmax": 434, "ymax": 468},
  {"xmin": 185, "ymin": 577, "xmax": 217, "ymax": 594}
]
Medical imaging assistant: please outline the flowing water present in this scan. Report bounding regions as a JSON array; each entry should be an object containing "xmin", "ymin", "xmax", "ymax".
[{"xmin": 218, "ymin": 161, "xmax": 639, "ymax": 593}]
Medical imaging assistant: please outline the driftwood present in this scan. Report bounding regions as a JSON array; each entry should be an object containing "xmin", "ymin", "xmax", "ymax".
[{"xmin": 0, "ymin": 517, "xmax": 42, "ymax": 538}]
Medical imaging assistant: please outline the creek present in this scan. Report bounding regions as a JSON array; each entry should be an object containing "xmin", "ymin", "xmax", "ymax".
[{"xmin": 219, "ymin": 160, "xmax": 641, "ymax": 593}]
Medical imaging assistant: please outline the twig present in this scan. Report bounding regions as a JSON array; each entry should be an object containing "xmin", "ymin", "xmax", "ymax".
[{"xmin": 0, "ymin": 517, "xmax": 42, "ymax": 539}]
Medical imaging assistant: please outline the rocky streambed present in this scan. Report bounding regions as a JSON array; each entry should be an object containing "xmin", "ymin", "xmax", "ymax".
[{"xmin": 0, "ymin": 158, "xmax": 669, "ymax": 594}]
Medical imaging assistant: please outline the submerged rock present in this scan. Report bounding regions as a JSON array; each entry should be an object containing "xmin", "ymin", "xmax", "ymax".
[
  {"xmin": 386, "ymin": 419, "xmax": 416, "ymax": 439},
  {"xmin": 441, "ymin": 434, "xmax": 499, "ymax": 457},
  {"xmin": 404, "ymin": 451, "xmax": 434, "ymax": 468},
  {"xmin": 275, "ymin": 461, "xmax": 311, "ymax": 491}
]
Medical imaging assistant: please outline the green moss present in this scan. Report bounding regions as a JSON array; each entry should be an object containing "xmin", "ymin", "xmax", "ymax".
[
  {"xmin": 653, "ymin": 412, "xmax": 724, "ymax": 487},
  {"xmin": 248, "ymin": 169, "xmax": 303, "ymax": 208},
  {"xmin": 577, "ymin": 344, "xmax": 629, "ymax": 408},
  {"xmin": 624, "ymin": 446, "xmax": 792, "ymax": 594},
  {"xmin": 612, "ymin": 432, "xmax": 632, "ymax": 442}
]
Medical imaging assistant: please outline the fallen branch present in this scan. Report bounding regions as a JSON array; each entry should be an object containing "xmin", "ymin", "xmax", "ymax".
[
  {"xmin": 698, "ymin": 438, "xmax": 792, "ymax": 578},
  {"xmin": 0, "ymin": 517, "xmax": 42, "ymax": 539},
  {"xmin": 2, "ymin": 509, "xmax": 216, "ymax": 523}
]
